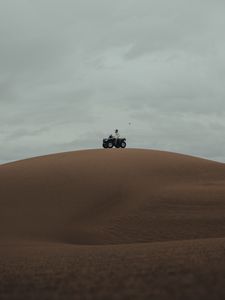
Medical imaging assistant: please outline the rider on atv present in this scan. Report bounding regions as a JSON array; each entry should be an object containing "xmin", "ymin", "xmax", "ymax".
[
  {"xmin": 113, "ymin": 129, "xmax": 120, "ymax": 139},
  {"xmin": 103, "ymin": 129, "xmax": 126, "ymax": 149}
]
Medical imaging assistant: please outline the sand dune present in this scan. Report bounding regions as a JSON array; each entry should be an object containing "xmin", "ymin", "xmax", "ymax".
[
  {"xmin": 0, "ymin": 149, "xmax": 225, "ymax": 244},
  {"xmin": 1, "ymin": 149, "xmax": 225, "ymax": 299}
]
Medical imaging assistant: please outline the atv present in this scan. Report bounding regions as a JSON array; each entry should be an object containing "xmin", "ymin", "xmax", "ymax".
[{"xmin": 103, "ymin": 135, "xmax": 127, "ymax": 149}]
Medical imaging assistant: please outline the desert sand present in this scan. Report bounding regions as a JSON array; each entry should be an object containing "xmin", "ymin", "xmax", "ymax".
[{"xmin": 0, "ymin": 149, "xmax": 225, "ymax": 299}]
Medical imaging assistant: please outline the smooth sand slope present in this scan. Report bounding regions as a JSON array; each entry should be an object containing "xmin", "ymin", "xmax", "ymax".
[{"xmin": 1, "ymin": 149, "xmax": 225, "ymax": 299}]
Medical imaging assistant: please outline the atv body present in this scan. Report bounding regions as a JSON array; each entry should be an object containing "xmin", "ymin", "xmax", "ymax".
[{"xmin": 103, "ymin": 135, "xmax": 127, "ymax": 149}]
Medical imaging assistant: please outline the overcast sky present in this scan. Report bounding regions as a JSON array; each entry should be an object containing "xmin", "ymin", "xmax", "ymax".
[{"xmin": 1, "ymin": 0, "xmax": 225, "ymax": 164}]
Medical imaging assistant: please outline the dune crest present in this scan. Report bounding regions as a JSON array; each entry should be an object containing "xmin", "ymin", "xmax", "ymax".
[{"xmin": 0, "ymin": 149, "xmax": 225, "ymax": 245}]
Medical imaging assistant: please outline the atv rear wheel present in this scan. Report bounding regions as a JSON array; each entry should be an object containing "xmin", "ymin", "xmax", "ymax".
[{"xmin": 121, "ymin": 141, "xmax": 126, "ymax": 148}]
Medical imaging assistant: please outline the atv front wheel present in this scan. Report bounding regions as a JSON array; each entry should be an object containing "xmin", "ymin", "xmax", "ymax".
[{"xmin": 108, "ymin": 142, "xmax": 113, "ymax": 148}]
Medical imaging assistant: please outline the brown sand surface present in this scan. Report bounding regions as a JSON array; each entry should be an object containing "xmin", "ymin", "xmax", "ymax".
[{"xmin": 0, "ymin": 149, "xmax": 225, "ymax": 299}]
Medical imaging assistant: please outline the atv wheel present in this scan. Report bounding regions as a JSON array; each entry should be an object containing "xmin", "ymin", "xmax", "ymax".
[
  {"xmin": 103, "ymin": 143, "xmax": 108, "ymax": 149},
  {"xmin": 121, "ymin": 141, "xmax": 126, "ymax": 148},
  {"xmin": 108, "ymin": 142, "xmax": 113, "ymax": 148}
]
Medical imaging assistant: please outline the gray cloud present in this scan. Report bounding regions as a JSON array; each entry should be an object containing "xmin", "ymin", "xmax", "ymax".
[{"xmin": 0, "ymin": 0, "xmax": 225, "ymax": 163}]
